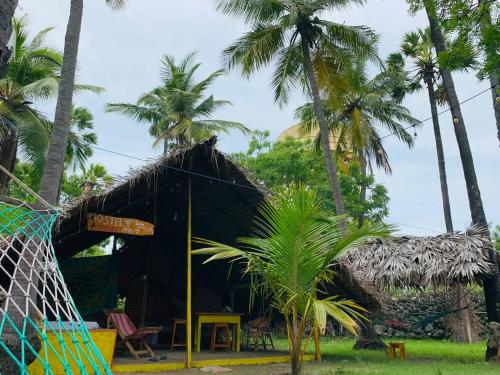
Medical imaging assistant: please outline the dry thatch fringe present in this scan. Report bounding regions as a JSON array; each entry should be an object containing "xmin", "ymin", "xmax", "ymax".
[
  {"xmin": 58, "ymin": 137, "xmax": 268, "ymax": 219},
  {"xmin": 341, "ymin": 225, "xmax": 494, "ymax": 289}
]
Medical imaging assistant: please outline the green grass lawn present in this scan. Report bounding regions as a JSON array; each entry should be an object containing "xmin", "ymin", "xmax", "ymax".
[
  {"xmin": 302, "ymin": 338, "xmax": 497, "ymax": 374},
  {"xmin": 166, "ymin": 338, "xmax": 497, "ymax": 375}
]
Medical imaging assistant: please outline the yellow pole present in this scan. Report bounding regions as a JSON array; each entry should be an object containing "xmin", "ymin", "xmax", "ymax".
[{"xmin": 186, "ymin": 176, "xmax": 192, "ymax": 368}]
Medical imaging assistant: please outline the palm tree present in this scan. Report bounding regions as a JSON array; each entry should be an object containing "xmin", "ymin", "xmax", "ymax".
[
  {"xmin": 65, "ymin": 106, "xmax": 97, "ymax": 173},
  {"xmin": 216, "ymin": 0, "xmax": 379, "ymax": 234},
  {"xmin": 0, "ymin": 0, "xmax": 18, "ymax": 77},
  {"xmin": 107, "ymin": 52, "xmax": 249, "ymax": 152},
  {"xmin": 387, "ymin": 28, "xmax": 456, "ymax": 232},
  {"xmin": 49, "ymin": 106, "xmax": 98, "ymax": 203},
  {"xmin": 194, "ymin": 186, "xmax": 390, "ymax": 375},
  {"xmin": 38, "ymin": 0, "xmax": 126, "ymax": 205},
  {"xmin": 422, "ymin": 0, "xmax": 499, "ymax": 331},
  {"xmin": 0, "ymin": 16, "xmax": 62, "ymax": 194},
  {"xmin": 0, "ymin": 18, "xmax": 101, "ymax": 194},
  {"xmin": 296, "ymin": 60, "xmax": 417, "ymax": 227}
]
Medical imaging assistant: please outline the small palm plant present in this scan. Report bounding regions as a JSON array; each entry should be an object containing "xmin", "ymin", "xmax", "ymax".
[{"xmin": 193, "ymin": 186, "xmax": 390, "ymax": 375}]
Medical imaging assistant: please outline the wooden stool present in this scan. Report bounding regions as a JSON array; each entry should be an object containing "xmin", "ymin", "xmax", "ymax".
[
  {"xmin": 210, "ymin": 323, "xmax": 231, "ymax": 352},
  {"xmin": 388, "ymin": 342, "xmax": 406, "ymax": 359},
  {"xmin": 170, "ymin": 319, "xmax": 186, "ymax": 351}
]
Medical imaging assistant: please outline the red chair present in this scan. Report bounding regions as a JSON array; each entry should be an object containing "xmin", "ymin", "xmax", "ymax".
[{"xmin": 104, "ymin": 309, "xmax": 162, "ymax": 359}]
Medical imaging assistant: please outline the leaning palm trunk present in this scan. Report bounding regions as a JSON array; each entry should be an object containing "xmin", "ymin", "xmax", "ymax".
[
  {"xmin": 0, "ymin": 128, "xmax": 18, "ymax": 194},
  {"xmin": 489, "ymin": 72, "xmax": 500, "ymax": 145},
  {"xmin": 424, "ymin": 76, "xmax": 453, "ymax": 232},
  {"xmin": 300, "ymin": 36, "xmax": 386, "ymax": 352},
  {"xmin": 0, "ymin": 0, "xmax": 18, "ymax": 78},
  {"xmin": 423, "ymin": 0, "xmax": 499, "ymax": 332},
  {"xmin": 6, "ymin": 0, "xmax": 83, "ymax": 365},
  {"xmin": 38, "ymin": 0, "xmax": 83, "ymax": 204},
  {"xmin": 425, "ymin": 79, "xmax": 475, "ymax": 342},
  {"xmin": 300, "ymin": 36, "xmax": 347, "ymax": 234},
  {"xmin": 477, "ymin": 0, "xmax": 500, "ymax": 145}
]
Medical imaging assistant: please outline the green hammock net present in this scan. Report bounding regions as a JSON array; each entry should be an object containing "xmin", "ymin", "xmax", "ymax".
[{"xmin": 0, "ymin": 201, "xmax": 111, "ymax": 374}]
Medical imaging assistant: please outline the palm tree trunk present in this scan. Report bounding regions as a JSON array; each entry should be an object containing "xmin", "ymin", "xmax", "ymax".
[
  {"xmin": 0, "ymin": 0, "xmax": 17, "ymax": 78},
  {"xmin": 423, "ymin": 0, "xmax": 499, "ymax": 326},
  {"xmin": 4, "ymin": 0, "xmax": 83, "ymax": 366},
  {"xmin": 300, "ymin": 35, "xmax": 347, "ymax": 234},
  {"xmin": 0, "ymin": 235, "xmax": 43, "ymax": 370},
  {"xmin": 357, "ymin": 150, "xmax": 367, "ymax": 229},
  {"xmin": 477, "ymin": 0, "xmax": 500, "ymax": 146},
  {"xmin": 425, "ymin": 77, "xmax": 453, "ymax": 232},
  {"xmin": 0, "ymin": 128, "xmax": 18, "ymax": 194},
  {"xmin": 488, "ymin": 72, "xmax": 500, "ymax": 146},
  {"xmin": 38, "ymin": 0, "xmax": 83, "ymax": 205},
  {"xmin": 163, "ymin": 138, "xmax": 169, "ymax": 154}
]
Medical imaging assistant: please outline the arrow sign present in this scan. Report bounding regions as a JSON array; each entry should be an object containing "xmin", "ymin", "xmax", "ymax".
[{"xmin": 87, "ymin": 213, "xmax": 154, "ymax": 236}]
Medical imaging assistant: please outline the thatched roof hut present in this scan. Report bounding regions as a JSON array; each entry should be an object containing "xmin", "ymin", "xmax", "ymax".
[
  {"xmin": 341, "ymin": 226, "xmax": 494, "ymax": 289},
  {"xmin": 54, "ymin": 137, "xmax": 266, "ymax": 257},
  {"xmin": 52, "ymin": 138, "xmax": 381, "ymax": 335}
]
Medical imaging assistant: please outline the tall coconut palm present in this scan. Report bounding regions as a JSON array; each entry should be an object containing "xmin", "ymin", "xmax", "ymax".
[
  {"xmin": 216, "ymin": 0, "xmax": 379, "ymax": 235},
  {"xmin": 107, "ymin": 52, "xmax": 249, "ymax": 152},
  {"xmin": 38, "ymin": 0, "xmax": 126, "ymax": 205},
  {"xmin": 194, "ymin": 186, "xmax": 390, "ymax": 375},
  {"xmin": 2, "ymin": 2, "xmax": 123, "ymax": 368},
  {"xmin": 0, "ymin": 17, "xmax": 101, "ymax": 194},
  {"xmin": 0, "ymin": 0, "xmax": 18, "ymax": 78},
  {"xmin": 421, "ymin": 0, "xmax": 499, "ymax": 332},
  {"xmin": 296, "ymin": 60, "xmax": 417, "ymax": 227},
  {"xmin": 0, "ymin": 16, "xmax": 62, "ymax": 194},
  {"xmin": 387, "ymin": 28, "xmax": 457, "ymax": 233}
]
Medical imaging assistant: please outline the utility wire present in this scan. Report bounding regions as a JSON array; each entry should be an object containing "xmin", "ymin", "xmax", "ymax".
[{"xmin": 2, "ymin": 84, "xmax": 494, "ymax": 234}]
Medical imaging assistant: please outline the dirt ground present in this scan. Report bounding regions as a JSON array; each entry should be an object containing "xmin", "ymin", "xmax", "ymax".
[{"xmin": 125, "ymin": 362, "xmax": 331, "ymax": 375}]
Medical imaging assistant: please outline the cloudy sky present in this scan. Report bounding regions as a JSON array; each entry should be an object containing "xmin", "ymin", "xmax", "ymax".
[{"xmin": 19, "ymin": 0, "xmax": 499, "ymax": 236}]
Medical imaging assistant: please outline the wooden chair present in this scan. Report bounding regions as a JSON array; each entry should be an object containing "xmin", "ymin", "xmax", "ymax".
[
  {"xmin": 246, "ymin": 317, "xmax": 274, "ymax": 351},
  {"xmin": 388, "ymin": 342, "xmax": 406, "ymax": 360},
  {"xmin": 104, "ymin": 309, "xmax": 162, "ymax": 359},
  {"xmin": 170, "ymin": 318, "xmax": 186, "ymax": 351},
  {"xmin": 210, "ymin": 323, "xmax": 231, "ymax": 352}
]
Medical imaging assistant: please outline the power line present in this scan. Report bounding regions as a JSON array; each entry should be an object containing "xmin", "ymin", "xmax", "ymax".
[
  {"xmin": 93, "ymin": 84, "xmax": 495, "ymax": 165},
  {"xmin": 382, "ymin": 84, "xmax": 495, "ymax": 140},
  {"xmin": 3, "ymin": 84, "xmax": 494, "ymax": 234}
]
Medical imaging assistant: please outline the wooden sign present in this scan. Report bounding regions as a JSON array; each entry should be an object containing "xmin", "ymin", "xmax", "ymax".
[{"xmin": 87, "ymin": 213, "xmax": 154, "ymax": 236}]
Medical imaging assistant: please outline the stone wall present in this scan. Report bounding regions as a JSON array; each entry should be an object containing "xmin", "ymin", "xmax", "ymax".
[{"xmin": 372, "ymin": 291, "xmax": 487, "ymax": 340}]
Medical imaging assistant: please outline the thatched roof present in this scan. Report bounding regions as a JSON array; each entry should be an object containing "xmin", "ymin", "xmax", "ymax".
[
  {"xmin": 52, "ymin": 138, "xmax": 383, "ymax": 311},
  {"xmin": 341, "ymin": 226, "xmax": 494, "ymax": 289},
  {"xmin": 53, "ymin": 137, "xmax": 267, "ymax": 257}
]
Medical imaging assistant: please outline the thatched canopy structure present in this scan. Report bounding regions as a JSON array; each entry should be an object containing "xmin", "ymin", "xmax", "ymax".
[
  {"xmin": 54, "ymin": 137, "xmax": 265, "ymax": 257},
  {"xmin": 51, "ymin": 138, "xmax": 380, "ymax": 335},
  {"xmin": 341, "ymin": 226, "xmax": 494, "ymax": 289}
]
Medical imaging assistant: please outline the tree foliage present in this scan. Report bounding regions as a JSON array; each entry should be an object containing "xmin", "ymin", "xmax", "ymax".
[
  {"xmin": 232, "ymin": 134, "xmax": 389, "ymax": 223},
  {"xmin": 107, "ymin": 52, "xmax": 249, "ymax": 149}
]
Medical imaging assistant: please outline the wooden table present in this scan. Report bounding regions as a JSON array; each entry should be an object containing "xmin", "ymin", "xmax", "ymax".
[{"xmin": 194, "ymin": 313, "xmax": 243, "ymax": 352}]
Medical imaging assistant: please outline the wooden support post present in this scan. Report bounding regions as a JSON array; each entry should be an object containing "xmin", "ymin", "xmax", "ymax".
[{"xmin": 186, "ymin": 177, "xmax": 192, "ymax": 368}]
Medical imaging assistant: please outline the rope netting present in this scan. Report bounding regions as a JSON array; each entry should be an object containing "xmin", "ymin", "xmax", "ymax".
[{"xmin": 0, "ymin": 201, "xmax": 111, "ymax": 374}]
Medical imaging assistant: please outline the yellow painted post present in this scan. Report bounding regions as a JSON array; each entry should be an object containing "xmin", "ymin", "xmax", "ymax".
[{"xmin": 186, "ymin": 176, "xmax": 192, "ymax": 368}]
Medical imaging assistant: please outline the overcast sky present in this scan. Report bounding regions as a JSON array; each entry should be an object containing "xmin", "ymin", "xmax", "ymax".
[{"xmin": 19, "ymin": 0, "xmax": 499, "ymax": 236}]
